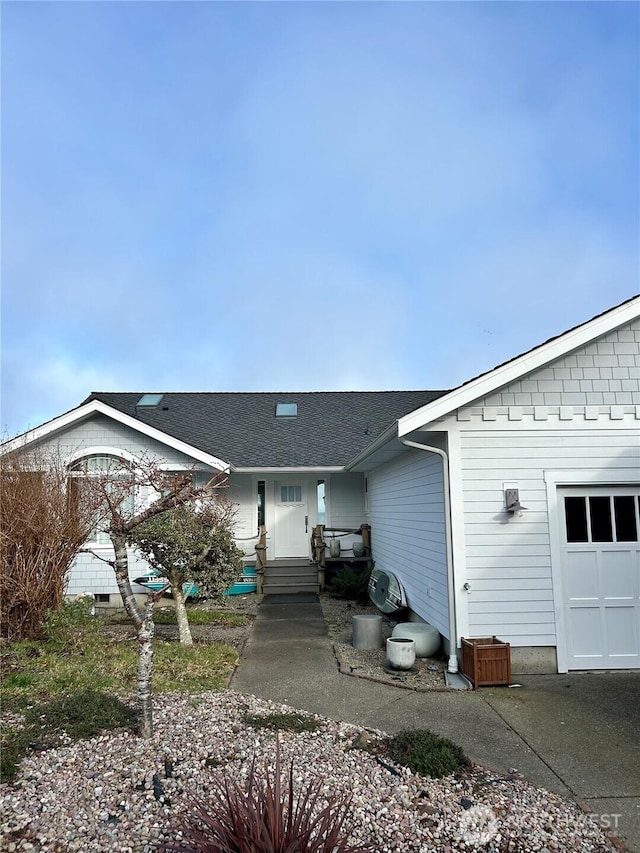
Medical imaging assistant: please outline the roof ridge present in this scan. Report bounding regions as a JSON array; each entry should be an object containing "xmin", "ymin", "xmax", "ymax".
[{"xmin": 88, "ymin": 389, "xmax": 449, "ymax": 396}]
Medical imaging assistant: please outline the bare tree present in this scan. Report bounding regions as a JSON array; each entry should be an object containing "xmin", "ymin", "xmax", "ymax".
[
  {"xmin": 75, "ymin": 455, "xmax": 227, "ymax": 737},
  {"xmin": 0, "ymin": 446, "xmax": 101, "ymax": 641},
  {"xmin": 129, "ymin": 499, "xmax": 243, "ymax": 645}
]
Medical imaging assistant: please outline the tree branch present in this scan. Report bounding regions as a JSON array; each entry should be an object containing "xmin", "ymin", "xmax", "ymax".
[{"xmin": 79, "ymin": 548, "xmax": 116, "ymax": 567}]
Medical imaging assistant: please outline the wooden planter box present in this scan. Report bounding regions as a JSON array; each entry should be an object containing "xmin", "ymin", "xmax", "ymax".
[{"xmin": 461, "ymin": 636, "xmax": 512, "ymax": 687}]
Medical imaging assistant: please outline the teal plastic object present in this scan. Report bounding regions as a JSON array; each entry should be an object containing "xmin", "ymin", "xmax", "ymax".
[{"xmin": 225, "ymin": 579, "xmax": 257, "ymax": 596}]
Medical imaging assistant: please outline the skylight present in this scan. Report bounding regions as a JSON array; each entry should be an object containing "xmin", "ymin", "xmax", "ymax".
[
  {"xmin": 136, "ymin": 393, "xmax": 164, "ymax": 407},
  {"xmin": 275, "ymin": 403, "xmax": 297, "ymax": 418}
]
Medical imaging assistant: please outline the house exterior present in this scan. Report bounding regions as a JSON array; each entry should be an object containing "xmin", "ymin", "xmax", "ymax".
[
  {"xmin": 348, "ymin": 296, "xmax": 640, "ymax": 673},
  {"xmin": 4, "ymin": 390, "xmax": 444, "ymax": 599},
  {"xmin": 4, "ymin": 296, "xmax": 639, "ymax": 673}
]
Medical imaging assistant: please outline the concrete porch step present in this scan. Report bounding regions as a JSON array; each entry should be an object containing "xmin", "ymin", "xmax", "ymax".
[{"xmin": 259, "ymin": 559, "xmax": 319, "ymax": 596}]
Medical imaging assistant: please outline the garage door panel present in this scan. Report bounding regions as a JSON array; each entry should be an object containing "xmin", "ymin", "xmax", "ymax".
[
  {"xmin": 568, "ymin": 607, "xmax": 603, "ymax": 658},
  {"xmin": 565, "ymin": 550, "xmax": 599, "ymax": 600},
  {"xmin": 605, "ymin": 607, "xmax": 638, "ymax": 657},
  {"xmin": 600, "ymin": 550, "xmax": 636, "ymax": 600},
  {"xmin": 560, "ymin": 487, "xmax": 640, "ymax": 671}
]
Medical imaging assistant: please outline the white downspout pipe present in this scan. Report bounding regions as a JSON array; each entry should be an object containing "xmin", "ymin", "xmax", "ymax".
[{"xmin": 399, "ymin": 437, "xmax": 458, "ymax": 674}]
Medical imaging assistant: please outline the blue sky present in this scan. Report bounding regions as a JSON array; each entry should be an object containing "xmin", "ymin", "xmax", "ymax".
[{"xmin": 2, "ymin": 1, "xmax": 638, "ymax": 438}]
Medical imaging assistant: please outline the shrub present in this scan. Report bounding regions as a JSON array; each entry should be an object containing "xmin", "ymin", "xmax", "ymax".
[
  {"xmin": 0, "ymin": 447, "xmax": 101, "ymax": 641},
  {"xmin": 158, "ymin": 743, "xmax": 371, "ymax": 852},
  {"xmin": 1, "ymin": 689, "xmax": 136, "ymax": 783},
  {"xmin": 43, "ymin": 597, "xmax": 97, "ymax": 644},
  {"xmin": 386, "ymin": 729, "xmax": 469, "ymax": 779},
  {"xmin": 328, "ymin": 567, "xmax": 371, "ymax": 603},
  {"xmin": 243, "ymin": 712, "xmax": 320, "ymax": 734}
]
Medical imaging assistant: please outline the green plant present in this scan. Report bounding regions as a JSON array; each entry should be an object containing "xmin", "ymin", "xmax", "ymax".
[
  {"xmin": 328, "ymin": 567, "xmax": 371, "ymax": 603},
  {"xmin": 151, "ymin": 609, "xmax": 248, "ymax": 627},
  {"xmin": 43, "ymin": 597, "xmax": 98, "ymax": 642},
  {"xmin": 158, "ymin": 743, "xmax": 371, "ymax": 852},
  {"xmin": 0, "ymin": 689, "xmax": 136, "ymax": 783},
  {"xmin": 243, "ymin": 712, "xmax": 320, "ymax": 734},
  {"xmin": 1, "ymin": 618, "xmax": 237, "ymax": 714},
  {"xmin": 386, "ymin": 729, "xmax": 469, "ymax": 779},
  {"xmin": 129, "ymin": 502, "xmax": 244, "ymax": 646}
]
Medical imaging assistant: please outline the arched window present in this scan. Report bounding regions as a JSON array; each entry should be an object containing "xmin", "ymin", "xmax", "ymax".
[{"xmin": 68, "ymin": 453, "xmax": 135, "ymax": 546}]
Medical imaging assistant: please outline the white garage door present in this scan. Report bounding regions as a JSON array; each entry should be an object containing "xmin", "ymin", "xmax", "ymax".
[{"xmin": 560, "ymin": 487, "xmax": 640, "ymax": 670}]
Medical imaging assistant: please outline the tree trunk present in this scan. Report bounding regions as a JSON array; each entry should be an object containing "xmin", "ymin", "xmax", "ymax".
[
  {"xmin": 137, "ymin": 594, "xmax": 155, "ymax": 738},
  {"xmin": 169, "ymin": 569, "xmax": 193, "ymax": 646},
  {"xmin": 111, "ymin": 532, "xmax": 143, "ymax": 627},
  {"xmin": 110, "ymin": 531, "xmax": 154, "ymax": 736}
]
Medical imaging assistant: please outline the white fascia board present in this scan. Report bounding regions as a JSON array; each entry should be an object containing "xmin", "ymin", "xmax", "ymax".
[
  {"xmin": 234, "ymin": 466, "xmax": 344, "ymax": 474},
  {"xmin": 399, "ymin": 296, "xmax": 640, "ymax": 436},
  {"xmin": 1, "ymin": 400, "xmax": 231, "ymax": 473}
]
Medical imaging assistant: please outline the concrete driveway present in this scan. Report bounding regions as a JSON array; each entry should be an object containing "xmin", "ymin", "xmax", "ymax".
[
  {"xmin": 233, "ymin": 597, "xmax": 640, "ymax": 851},
  {"xmin": 480, "ymin": 671, "xmax": 640, "ymax": 852}
]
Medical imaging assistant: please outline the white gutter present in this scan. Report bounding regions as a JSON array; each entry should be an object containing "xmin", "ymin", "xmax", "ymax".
[
  {"xmin": 399, "ymin": 437, "xmax": 458, "ymax": 674},
  {"xmin": 234, "ymin": 466, "xmax": 344, "ymax": 474}
]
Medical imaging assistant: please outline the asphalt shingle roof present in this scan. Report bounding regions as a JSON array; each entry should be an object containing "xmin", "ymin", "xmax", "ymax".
[{"xmin": 83, "ymin": 391, "xmax": 448, "ymax": 468}]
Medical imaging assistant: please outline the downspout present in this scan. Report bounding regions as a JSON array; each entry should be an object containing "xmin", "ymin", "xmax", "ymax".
[{"xmin": 399, "ymin": 437, "xmax": 459, "ymax": 674}]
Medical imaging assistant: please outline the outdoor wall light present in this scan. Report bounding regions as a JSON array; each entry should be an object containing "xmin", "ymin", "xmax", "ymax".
[{"xmin": 505, "ymin": 488, "xmax": 527, "ymax": 518}]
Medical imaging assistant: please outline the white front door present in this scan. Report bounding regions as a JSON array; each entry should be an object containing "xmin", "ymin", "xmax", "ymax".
[
  {"xmin": 274, "ymin": 481, "xmax": 310, "ymax": 559},
  {"xmin": 560, "ymin": 487, "xmax": 640, "ymax": 670}
]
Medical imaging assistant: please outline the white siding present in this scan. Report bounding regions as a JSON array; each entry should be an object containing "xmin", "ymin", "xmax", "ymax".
[
  {"xmin": 368, "ymin": 449, "xmax": 449, "ymax": 637},
  {"xmin": 447, "ymin": 319, "xmax": 640, "ymax": 649},
  {"xmin": 34, "ymin": 415, "xmax": 221, "ymax": 599},
  {"xmin": 228, "ymin": 474, "xmax": 259, "ymax": 556},
  {"xmin": 67, "ymin": 549, "xmax": 152, "ymax": 597},
  {"xmin": 328, "ymin": 473, "xmax": 365, "ymax": 528},
  {"xmin": 454, "ymin": 418, "xmax": 640, "ymax": 646}
]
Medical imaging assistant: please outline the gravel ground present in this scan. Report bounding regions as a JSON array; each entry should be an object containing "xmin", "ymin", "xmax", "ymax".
[
  {"xmin": 320, "ymin": 597, "xmax": 453, "ymax": 691},
  {"xmin": 0, "ymin": 597, "xmax": 620, "ymax": 852},
  {"xmin": 0, "ymin": 691, "xmax": 618, "ymax": 853}
]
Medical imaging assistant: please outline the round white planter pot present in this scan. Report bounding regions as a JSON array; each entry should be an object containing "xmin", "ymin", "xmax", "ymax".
[
  {"xmin": 386, "ymin": 637, "xmax": 416, "ymax": 670},
  {"xmin": 391, "ymin": 622, "xmax": 441, "ymax": 658}
]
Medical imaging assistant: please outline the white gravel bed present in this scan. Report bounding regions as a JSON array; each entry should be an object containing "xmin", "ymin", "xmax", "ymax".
[{"xmin": 0, "ymin": 690, "xmax": 617, "ymax": 853}]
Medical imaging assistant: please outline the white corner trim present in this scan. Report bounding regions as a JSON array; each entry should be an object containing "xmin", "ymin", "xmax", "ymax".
[
  {"xmin": 545, "ymin": 477, "xmax": 568, "ymax": 673},
  {"xmin": 1, "ymin": 400, "xmax": 231, "ymax": 473},
  {"xmin": 399, "ymin": 296, "xmax": 640, "ymax": 436}
]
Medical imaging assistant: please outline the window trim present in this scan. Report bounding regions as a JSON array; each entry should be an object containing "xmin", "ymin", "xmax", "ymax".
[{"xmin": 68, "ymin": 450, "xmax": 137, "ymax": 546}]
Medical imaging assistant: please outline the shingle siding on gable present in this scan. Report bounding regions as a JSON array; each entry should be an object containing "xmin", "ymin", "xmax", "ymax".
[
  {"xmin": 477, "ymin": 321, "xmax": 640, "ymax": 408},
  {"xmin": 35, "ymin": 415, "xmax": 200, "ymax": 469}
]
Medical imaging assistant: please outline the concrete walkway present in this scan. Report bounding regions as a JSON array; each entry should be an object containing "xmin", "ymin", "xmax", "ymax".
[{"xmin": 232, "ymin": 595, "xmax": 640, "ymax": 851}]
